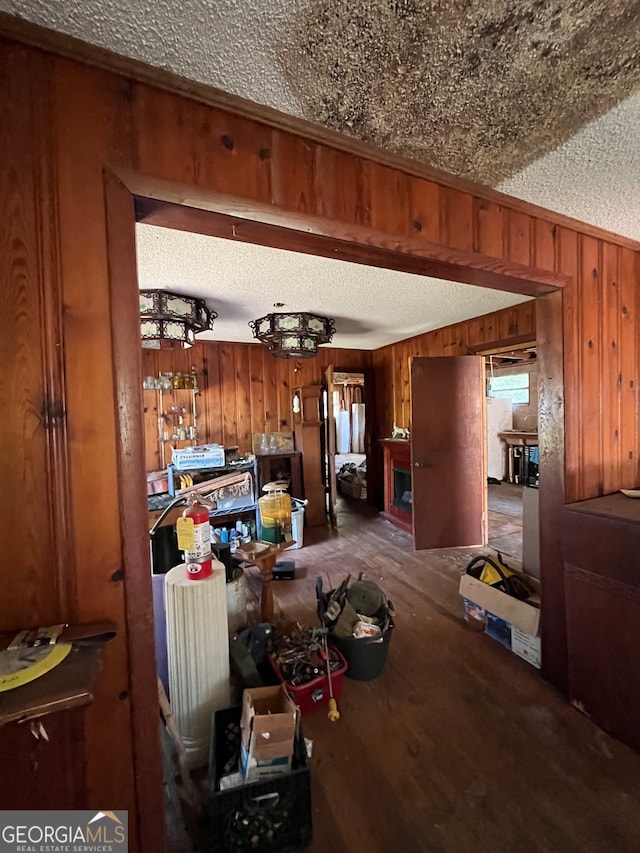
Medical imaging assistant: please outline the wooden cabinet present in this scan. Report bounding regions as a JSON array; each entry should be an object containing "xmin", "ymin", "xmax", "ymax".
[
  {"xmin": 380, "ymin": 439, "xmax": 412, "ymax": 533},
  {"xmin": 562, "ymin": 493, "xmax": 640, "ymax": 751},
  {"xmin": 256, "ymin": 452, "xmax": 303, "ymax": 498}
]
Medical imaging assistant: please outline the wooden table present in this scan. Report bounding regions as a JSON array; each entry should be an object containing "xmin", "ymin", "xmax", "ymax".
[{"xmin": 234, "ymin": 541, "xmax": 295, "ymax": 621}]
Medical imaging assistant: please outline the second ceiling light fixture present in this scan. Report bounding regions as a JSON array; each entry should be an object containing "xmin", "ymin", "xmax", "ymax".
[{"xmin": 249, "ymin": 311, "xmax": 336, "ymax": 359}]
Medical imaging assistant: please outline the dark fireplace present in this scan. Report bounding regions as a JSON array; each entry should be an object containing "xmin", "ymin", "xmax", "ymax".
[{"xmin": 393, "ymin": 467, "xmax": 412, "ymax": 513}]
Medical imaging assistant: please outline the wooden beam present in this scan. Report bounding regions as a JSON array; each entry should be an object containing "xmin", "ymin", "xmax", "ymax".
[
  {"xmin": 537, "ymin": 290, "xmax": 567, "ymax": 691},
  {"xmin": 134, "ymin": 196, "xmax": 566, "ymax": 298}
]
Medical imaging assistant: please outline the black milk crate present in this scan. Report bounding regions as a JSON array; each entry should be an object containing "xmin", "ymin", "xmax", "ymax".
[{"xmin": 208, "ymin": 705, "xmax": 312, "ymax": 852}]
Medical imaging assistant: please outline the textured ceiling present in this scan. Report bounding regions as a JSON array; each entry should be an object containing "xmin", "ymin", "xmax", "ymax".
[
  {"xmin": 281, "ymin": 0, "xmax": 640, "ymax": 185},
  {"xmin": 2, "ymin": 0, "xmax": 638, "ymax": 344},
  {"xmin": 135, "ymin": 224, "xmax": 530, "ymax": 350},
  {"xmin": 497, "ymin": 91, "xmax": 640, "ymax": 240}
]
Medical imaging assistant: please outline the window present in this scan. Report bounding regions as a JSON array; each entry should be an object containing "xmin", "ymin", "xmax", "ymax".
[{"xmin": 487, "ymin": 372, "xmax": 530, "ymax": 405}]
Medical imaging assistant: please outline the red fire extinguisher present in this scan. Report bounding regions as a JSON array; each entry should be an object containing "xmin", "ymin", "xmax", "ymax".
[{"xmin": 176, "ymin": 497, "xmax": 213, "ymax": 580}]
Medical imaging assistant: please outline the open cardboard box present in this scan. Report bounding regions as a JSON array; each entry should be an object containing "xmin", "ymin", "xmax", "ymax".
[
  {"xmin": 459, "ymin": 571, "xmax": 542, "ymax": 668},
  {"xmin": 239, "ymin": 685, "xmax": 300, "ymax": 782}
]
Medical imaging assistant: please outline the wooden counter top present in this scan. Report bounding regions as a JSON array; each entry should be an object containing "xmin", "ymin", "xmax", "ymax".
[{"xmin": 564, "ymin": 491, "xmax": 640, "ymax": 524}]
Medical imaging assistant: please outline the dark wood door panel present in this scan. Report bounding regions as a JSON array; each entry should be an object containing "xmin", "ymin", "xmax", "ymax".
[
  {"xmin": 0, "ymin": 711, "xmax": 85, "ymax": 809},
  {"xmin": 411, "ymin": 356, "xmax": 485, "ymax": 549},
  {"xmin": 565, "ymin": 567, "xmax": 640, "ymax": 751}
]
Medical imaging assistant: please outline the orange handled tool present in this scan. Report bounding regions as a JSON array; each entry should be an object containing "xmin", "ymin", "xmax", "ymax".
[{"xmin": 322, "ymin": 634, "xmax": 340, "ymax": 722}]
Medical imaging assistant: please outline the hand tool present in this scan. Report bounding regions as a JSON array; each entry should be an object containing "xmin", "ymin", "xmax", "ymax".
[{"xmin": 321, "ymin": 633, "xmax": 340, "ymax": 722}]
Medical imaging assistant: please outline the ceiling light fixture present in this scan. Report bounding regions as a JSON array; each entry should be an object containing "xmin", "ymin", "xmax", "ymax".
[
  {"xmin": 249, "ymin": 312, "xmax": 335, "ymax": 359},
  {"xmin": 139, "ymin": 289, "xmax": 217, "ymax": 349}
]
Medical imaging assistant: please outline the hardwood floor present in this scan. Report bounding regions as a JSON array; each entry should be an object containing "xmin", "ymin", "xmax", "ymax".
[
  {"xmin": 488, "ymin": 482, "xmax": 524, "ymax": 563},
  {"xmin": 175, "ymin": 498, "xmax": 640, "ymax": 852}
]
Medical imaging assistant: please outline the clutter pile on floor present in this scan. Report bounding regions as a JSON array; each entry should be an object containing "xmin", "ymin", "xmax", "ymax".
[
  {"xmin": 337, "ymin": 460, "xmax": 367, "ymax": 499},
  {"xmin": 203, "ymin": 573, "xmax": 394, "ymax": 851}
]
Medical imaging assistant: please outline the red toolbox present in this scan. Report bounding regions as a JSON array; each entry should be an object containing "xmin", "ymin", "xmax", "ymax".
[{"xmin": 268, "ymin": 643, "xmax": 348, "ymax": 715}]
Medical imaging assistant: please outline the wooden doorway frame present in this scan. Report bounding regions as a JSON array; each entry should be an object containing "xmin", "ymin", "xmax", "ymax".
[{"xmin": 104, "ymin": 169, "xmax": 567, "ymax": 838}]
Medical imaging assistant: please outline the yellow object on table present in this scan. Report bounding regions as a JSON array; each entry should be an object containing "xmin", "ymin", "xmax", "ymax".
[{"xmin": 259, "ymin": 481, "xmax": 292, "ymax": 544}]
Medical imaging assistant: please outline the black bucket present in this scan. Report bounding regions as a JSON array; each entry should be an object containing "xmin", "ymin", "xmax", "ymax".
[
  {"xmin": 150, "ymin": 524, "xmax": 181, "ymax": 574},
  {"xmin": 331, "ymin": 622, "xmax": 394, "ymax": 681},
  {"xmin": 212, "ymin": 543, "xmax": 234, "ymax": 581}
]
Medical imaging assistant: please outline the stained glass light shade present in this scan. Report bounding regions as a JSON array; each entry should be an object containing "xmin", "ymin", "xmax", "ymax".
[
  {"xmin": 249, "ymin": 312, "xmax": 335, "ymax": 359},
  {"xmin": 140, "ymin": 290, "xmax": 217, "ymax": 349}
]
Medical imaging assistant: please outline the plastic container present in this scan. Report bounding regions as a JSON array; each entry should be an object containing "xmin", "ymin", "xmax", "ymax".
[
  {"xmin": 225, "ymin": 568, "xmax": 247, "ymax": 636},
  {"xmin": 209, "ymin": 705, "xmax": 312, "ymax": 852},
  {"xmin": 258, "ymin": 482, "xmax": 292, "ymax": 545},
  {"xmin": 331, "ymin": 622, "xmax": 394, "ymax": 681},
  {"xmin": 172, "ymin": 443, "xmax": 225, "ymax": 470},
  {"xmin": 290, "ymin": 507, "xmax": 304, "ymax": 549},
  {"xmin": 268, "ymin": 644, "xmax": 347, "ymax": 714}
]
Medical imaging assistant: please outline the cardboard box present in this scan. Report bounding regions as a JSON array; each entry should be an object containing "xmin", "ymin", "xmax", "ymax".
[
  {"xmin": 511, "ymin": 626, "xmax": 542, "ymax": 668},
  {"xmin": 239, "ymin": 685, "xmax": 299, "ymax": 782},
  {"xmin": 459, "ymin": 573, "xmax": 541, "ymax": 668},
  {"xmin": 339, "ymin": 479, "xmax": 367, "ymax": 499},
  {"xmin": 171, "ymin": 443, "xmax": 225, "ymax": 470}
]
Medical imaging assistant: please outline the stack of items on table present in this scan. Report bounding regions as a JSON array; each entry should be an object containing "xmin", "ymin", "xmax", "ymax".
[
  {"xmin": 316, "ymin": 574, "xmax": 394, "ymax": 681},
  {"xmin": 337, "ymin": 460, "xmax": 367, "ymax": 499},
  {"xmin": 208, "ymin": 685, "xmax": 312, "ymax": 851}
]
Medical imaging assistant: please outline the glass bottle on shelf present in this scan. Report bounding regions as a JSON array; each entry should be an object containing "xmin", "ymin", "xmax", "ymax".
[
  {"xmin": 172, "ymin": 372, "xmax": 184, "ymax": 389},
  {"xmin": 158, "ymin": 374, "xmax": 172, "ymax": 392}
]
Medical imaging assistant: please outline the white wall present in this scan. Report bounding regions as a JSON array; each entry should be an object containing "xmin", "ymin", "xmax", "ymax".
[
  {"xmin": 488, "ymin": 362, "xmax": 538, "ymax": 430},
  {"xmin": 486, "ymin": 397, "xmax": 513, "ymax": 480}
]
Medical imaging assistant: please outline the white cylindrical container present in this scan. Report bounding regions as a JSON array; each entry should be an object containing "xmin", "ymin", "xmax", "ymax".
[
  {"xmin": 165, "ymin": 561, "xmax": 230, "ymax": 769},
  {"xmin": 290, "ymin": 507, "xmax": 305, "ymax": 549},
  {"xmin": 226, "ymin": 568, "xmax": 247, "ymax": 635}
]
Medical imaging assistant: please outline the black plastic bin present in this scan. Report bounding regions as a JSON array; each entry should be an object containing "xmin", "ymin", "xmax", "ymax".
[
  {"xmin": 331, "ymin": 622, "xmax": 394, "ymax": 681},
  {"xmin": 316, "ymin": 579, "xmax": 394, "ymax": 681},
  {"xmin": 208, "ymin": 705, "xmax": 312, "ymax": 852},
  {"xmin": 150, "ymin": 524, "xmax": 181, "ymax": 574}
]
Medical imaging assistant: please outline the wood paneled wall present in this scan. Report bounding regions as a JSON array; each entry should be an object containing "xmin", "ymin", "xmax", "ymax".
[
  {"xmin": 372, "ymin": 238, "xmax": 638, "ymax": 506},
  {"xmin": 372, "ymin": 301, "xmax": 536, "ymax": 438},
  {"xmin": 1, "ymin": 19, "xmax": 639, "ymax": 849},
  {"xmin": 142, "ymin": 342, "xmax": 371, "ymax": 472}
]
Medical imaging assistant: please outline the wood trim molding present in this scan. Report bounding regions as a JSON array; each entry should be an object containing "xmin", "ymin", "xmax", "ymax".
[
  {"xmin": 35, "ymin": 48, "xmax": 77, "ymax": 620},
  {"xmin": 133, "ymin": 195, "xmax": 566, "ymax": 298},
  {"xmin": 537, "ymin": 290, "xmax": 567, "ymax": 692},
  {"xmin": 565, "ymin": 564, "xmax": 640, "ymax": 600},
  {"xmin": 468, "ymin": 335, "xmax": 538, "ymax": 355},
  {"xmin": 2, "ymin": 11, "xmax": 639, "ymax": 253},
  {"xmin": 104, "ymin": 171, "xmax": 165, "ymax": 853}
]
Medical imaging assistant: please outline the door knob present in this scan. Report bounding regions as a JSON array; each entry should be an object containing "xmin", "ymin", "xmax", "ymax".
[{"xmin": 414, "ymin": 461, "xmax": 424, "ymax": 468}]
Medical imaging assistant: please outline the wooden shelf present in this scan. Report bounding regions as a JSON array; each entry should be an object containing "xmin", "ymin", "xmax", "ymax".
[
  {"xmin": 256, "ymin": 451, "xmax": 303, "ymax": 499},
  {"xmin": 0, "ymin": 645, "xmax": 104, "ymax": 727}
]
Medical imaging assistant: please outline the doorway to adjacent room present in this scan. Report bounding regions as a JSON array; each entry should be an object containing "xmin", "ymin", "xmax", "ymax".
[
  {"xmin": 482, "ymin": 343, "xmax": 540, "ymax": 576},
  {"xmin": 104, "ymin": 171, "xmax": 565, "ymax": 820}
]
